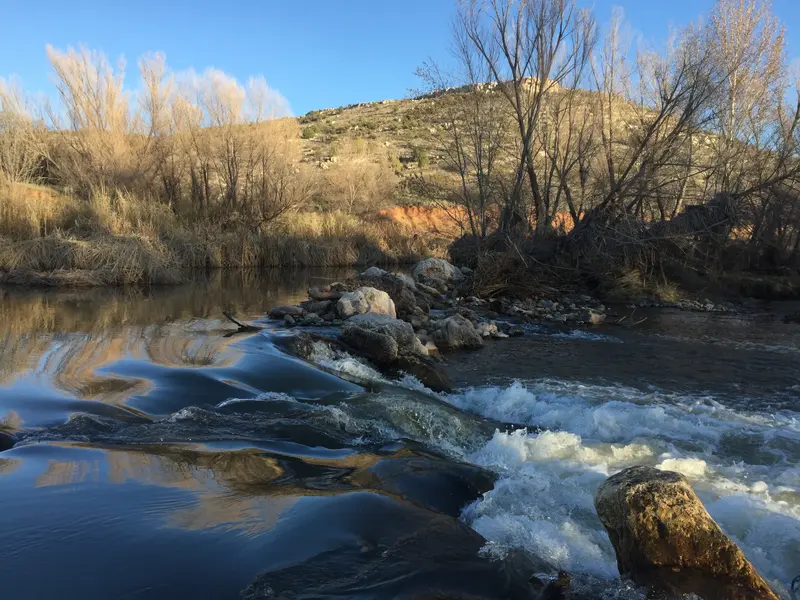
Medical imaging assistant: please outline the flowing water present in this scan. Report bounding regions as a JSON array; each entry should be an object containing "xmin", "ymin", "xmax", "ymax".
[{"xmin": 0, "ymin": 270, "xmax": 798, "ymax": 599}]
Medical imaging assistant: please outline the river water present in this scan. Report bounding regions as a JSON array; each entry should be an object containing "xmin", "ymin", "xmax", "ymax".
[{"xmin": 0, "ymin": 270, "xmax": 798, "ymax": 599}]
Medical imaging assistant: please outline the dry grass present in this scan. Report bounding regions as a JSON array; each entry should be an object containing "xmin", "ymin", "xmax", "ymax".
[
  {"xmin": 0, "ymin": 234, "xmax": 183, "ymax": 286},
  {"xmin": 0, "ymin": 184, "xmax": 447, "ymax": 287}
]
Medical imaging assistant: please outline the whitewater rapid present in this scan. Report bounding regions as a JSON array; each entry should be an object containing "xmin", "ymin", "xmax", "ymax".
[
  {"xmin": 305, "ymin": 341, "xmax": 800, "ymax": 598},
  {"xmin": 446, "ymin": 380, "xmax": 800, "ymax": 598}
]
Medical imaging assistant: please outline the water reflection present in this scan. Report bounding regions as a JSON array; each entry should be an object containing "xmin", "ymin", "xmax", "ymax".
[{"xmin": 0, "ymin": 269, "xmax": 353, "ymax": 421}]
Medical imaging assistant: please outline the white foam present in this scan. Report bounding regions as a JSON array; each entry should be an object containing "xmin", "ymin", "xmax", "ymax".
[
  {"xmin": 656, "ymin": 457, "xmax": 708, "ymax": 478},
  {"xmin": 549, "ymin": 329, "xmax": 623, "ymax": 343},
  {"xmin": 309, "ymin": 341, "xmax": 389, "ymax": 383},
  {"xmin": 216, "ymin": 391, "xmax": 297, "ymax": 408},
  {"xmin": 308, "ymin": 340, "xmax": 431, "ymax": 394},
  {"xmin": 443, "ymin": 380, "xmax": 800, "ymax": 598}
]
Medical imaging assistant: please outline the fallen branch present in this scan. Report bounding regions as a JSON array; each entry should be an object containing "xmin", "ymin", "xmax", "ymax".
[{"xmin": 222, "ymin": 311, "xmax": 262, "ymax": 332}]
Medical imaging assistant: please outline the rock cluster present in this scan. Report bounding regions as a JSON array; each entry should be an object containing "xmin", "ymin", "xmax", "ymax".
[
  {"xmin": 493, "ymin": 296, "xmax": 608, "ymax": 325},
  {"xmin": 263, "ymin": 258, "xmax": 611, "ymax": 391},
  {"xmin": 634, "ymin": 298, "xmax": 738, "ymax": 313}
]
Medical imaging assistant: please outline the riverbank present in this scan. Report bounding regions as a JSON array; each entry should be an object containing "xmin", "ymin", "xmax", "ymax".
[{"xmin": 0, "ymin": 212, "xmax": 447, "ymax": 287}]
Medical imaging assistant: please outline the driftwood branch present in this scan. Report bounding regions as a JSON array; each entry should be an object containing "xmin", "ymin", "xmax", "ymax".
[{"xmin": 222, "ymin": 311, "xmax": 262, "ymax": 332}]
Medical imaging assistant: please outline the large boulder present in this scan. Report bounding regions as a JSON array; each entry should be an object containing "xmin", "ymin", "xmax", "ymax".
[
  {"xmin": 355, "ymin": 268, "xmax": 430, "ymax": 317},
  {"xmin": 337, "ymin": 286, "xmax": 396, "ymax": 319},
  {"xmin": 341, "ymin": 314, "xmax": 424, "ymax": 362},
  {"xmin": 412, "ymin": 258, "xmax": 464, "ymax": 289},
  {"xmin": 341, "ymin": 314, "xmax": 452, "ymax": 392},
  {"xmin": 433, "ymin": 314, "xmax": 484, "ymax": 351},
  {"xmin": 595, "ymin": 466, "xmax": 779, "ymax": 600}
]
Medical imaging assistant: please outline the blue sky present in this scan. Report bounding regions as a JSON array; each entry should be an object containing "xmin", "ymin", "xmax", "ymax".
[{"xmin": 1, "ymin": 0, "xmax": 797, "ymax": 115}]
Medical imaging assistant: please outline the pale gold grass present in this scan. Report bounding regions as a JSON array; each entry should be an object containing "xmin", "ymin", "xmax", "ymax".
[{"xmin": 0, "ymin": 184, "xmax": 445, "ymax": 287}]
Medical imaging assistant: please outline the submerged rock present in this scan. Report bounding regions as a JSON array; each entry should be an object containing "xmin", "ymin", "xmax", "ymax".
[
  {"xmin": 594, "ymin": 466, "xmax": 779, "ymax": 600},
  {"xmin": 337, "ymin": 286, "xmax": 396, "ymax": 319},
  {"xmin": 268, "ymin": 305, "xmax": 304, "ymax": 319},
  {"xmin": 433, "ymin": 314, "xmax": 484, "ymax": 351},
  {"xmin": 0, "ymin": 430, "xmax": 15, "ymax": 452},
  {"xmin": 241, "ymin": 491, "xmax": 546, "ymax": 600}
]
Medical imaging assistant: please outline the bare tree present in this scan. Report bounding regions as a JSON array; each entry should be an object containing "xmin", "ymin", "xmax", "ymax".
[
  {"xmin": 458, "ymin": 0, "xmax": 596, "ymax": 234},
  {"xmin": 707, "ymin": 0, "xmax": 787, "ymax": 192},
  {"xmin": 587, "ymin": 12, "xmax": 721, "ymax": 222},
  {"xmin": 323, "ymin": 138, "xmax": 397, "ymax": 213},
  {"xmin": 416, "ymin": 21, "xmax": 509, "ymax": 238}
]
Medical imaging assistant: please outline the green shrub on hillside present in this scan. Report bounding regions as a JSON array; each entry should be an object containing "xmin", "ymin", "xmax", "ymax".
[
  {"xmin": 301, "ymin": 125, "xmax": 321, "ymax": 139},
  {"xmin": 413, "ymin": 147, "xmax": 430, "ymax": 168}
]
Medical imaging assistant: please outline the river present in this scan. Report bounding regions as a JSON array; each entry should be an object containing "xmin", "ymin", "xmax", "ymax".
[{"xmin": 0, "ymin": 269, "xmax": 798, "ymax": 599}]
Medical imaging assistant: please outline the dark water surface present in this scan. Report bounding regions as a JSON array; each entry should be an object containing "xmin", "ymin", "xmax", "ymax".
[{"xmin": 0, "ymin": 270, "xmax": 798, "ymax": 599}]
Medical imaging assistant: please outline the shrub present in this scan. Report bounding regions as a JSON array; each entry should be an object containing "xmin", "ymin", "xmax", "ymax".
[
  {"xmin": 413, "ymin": 147, "xmax": 430, "ymax": 168},
  {"xmin": 301, "ymin": 124, "xmax": 320, "ymax": 139}
]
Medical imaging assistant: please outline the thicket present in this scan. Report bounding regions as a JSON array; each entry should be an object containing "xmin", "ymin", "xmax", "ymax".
[
  {"xmin": 418, "ymin": 0, "xmax": 800, "ymax": 298},
  {"xmin": 0, "ymin": 48, "xmax": 419, "ymax": 284}
]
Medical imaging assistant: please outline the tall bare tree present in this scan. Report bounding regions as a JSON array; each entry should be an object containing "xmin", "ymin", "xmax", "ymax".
[{"xmin": 457, "ymin": 0, "xmax": 596, "ymax": 234}]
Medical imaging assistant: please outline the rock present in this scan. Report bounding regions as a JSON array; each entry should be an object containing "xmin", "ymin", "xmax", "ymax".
[
  {"xmin": 337, "ymin": 287, "xmax": 396, "ymax": 319},
  {"xmin": 476, "ymin": 321, "xmax": 499, "ymax": 338},
  {"xmin": 341, "ymin": 314, "xmax": 424, "ymax": 364},
  {"xmin": 595, "ymin": 466, "xmax": 779, "ymax": 600},
  {"xmin": 417, "ymin": 281, "xmax": 441, "ymax": 296},
  {"xmin": 308, "ymin": 282, "xmax": 348, "ymax": 301},
  {"xmin": 396, "ymin": 273, "xmax": 418, "ymax": 290},
  {"xmin": 301, "ymin": 313, "xmax": 322, "ymax": 327},
  {"xmin": 535, "ymin": 572, "xmax": 571, "ymax": 600},
  {"xmin": 0, "ymin": 430, "xmax": 15, "ymax": 452},
  {"xmin": 306, "ymin": 300, "xmax": 332, "ymax": 315},
  {"xmin": 269, "ymin": 305, "xmax": 304, "ymax": 319},
  {"xmin": 538, "ymin": 299, "xmax": 556, "ymax": 310},
  {"xmin": 460, "ymin": 266, "xmax": 474, "ymax": 275},
  {"xmin": 341, "ymin": 314, "xmax": 452, "ymax": 392},
  {"xmin": 579, "ymin": 311, "xmax": 606, "ymax": 325},
  {"xmin": 395, "ymin": 353, "xmax": 454, "ymax": 393},
  {"xmin": 356, "ymin": 269, "xmax": 430, "ymax": 316},
  {"xmin": 454, "ymin": 307, "xmax": 480, "ymax": 324},
  {"xmin": 412, "ymin": 258, "xmax": 464, "ymax": 288},
  {"xmin": 433, "ymin": 314, "xmax": 484, "ymax": 351},
  {"xmin": 284, "ymin": 315, "xmax": 296, "ymax": 327},
  {"xmin": 361, "ymin": 266, "xmax": 389, "ymax": 279}
]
